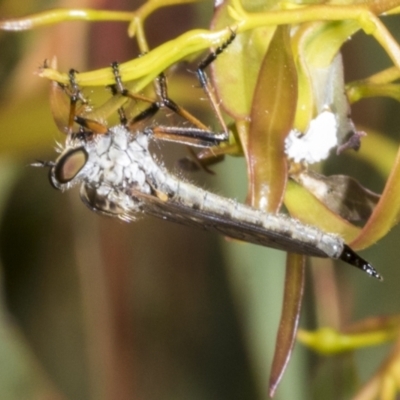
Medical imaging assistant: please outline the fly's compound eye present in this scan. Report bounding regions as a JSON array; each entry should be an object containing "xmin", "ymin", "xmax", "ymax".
[{"xmin": 54, "ymin": 147, "xmax": 88, "ymax": 184}]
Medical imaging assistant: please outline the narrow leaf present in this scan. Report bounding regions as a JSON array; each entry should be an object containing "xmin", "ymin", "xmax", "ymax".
[
  {"xmin": 247, "ymin": 25, "xmax": 297, "ymax": 212},
  {"xmin": 269, "ymin": 253, "xmax": 305, "ymax": 398},
  {"xmin": 351, "ymin": 138, "xmax": 400, "ymax": 250}
]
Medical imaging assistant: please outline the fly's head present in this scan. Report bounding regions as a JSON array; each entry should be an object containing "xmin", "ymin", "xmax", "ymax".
[
  {"xmin": 48, "ymin": 151, "xmax": 86, "ymax": 190},
  {"xmin": 46, "ymin": 128, "xmax": 100, "ymax": 191},
  {"xmin": 39, "ymin": 124, "xmax": 157, "ymax": 219}
]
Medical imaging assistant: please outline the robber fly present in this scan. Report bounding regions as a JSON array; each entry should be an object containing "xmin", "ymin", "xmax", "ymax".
[{"xmin": 38, "ymin": 34, "xmax": 382, "ymax": 280}]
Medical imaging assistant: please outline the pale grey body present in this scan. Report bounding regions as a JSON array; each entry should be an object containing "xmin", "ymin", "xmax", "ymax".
[
  {"xmin": 48, "ymin": 125, "xmax": 382, "ymax": 279},
  {"xmin": 52, "ymin": 125, "xmax": 344, "ymax": 259}
]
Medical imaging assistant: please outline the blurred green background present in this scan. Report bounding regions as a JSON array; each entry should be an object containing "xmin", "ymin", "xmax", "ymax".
[{"xmin": 0, "ymin": 1, "xmax": 400, "ymax": 399}]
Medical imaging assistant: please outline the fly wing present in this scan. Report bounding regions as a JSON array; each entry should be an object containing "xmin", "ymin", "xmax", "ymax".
[
  {"xmin": 144, "ymin": 195, "xmax": 384, "ymax": 280},
  {"xmin": 80, "ymin": 184, "xmax": 382, "ymax": 279},
  {"xmin": 138, "ymin": 193, "xmax": 334, "ymax": 258},
  {"xmin": 80, "ymin": 183, "xmax": 339, "ymax": 259}
]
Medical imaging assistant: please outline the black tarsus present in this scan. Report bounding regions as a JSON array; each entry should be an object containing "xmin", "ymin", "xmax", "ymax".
[
  {"xmin": 67, "ymin": 69, "xmax": 88, "ymax": 106},
  {"xmin": 108, "ymin": 71, "xmax": 129, "ymax": 125},
  {"xmin": 110, "ymin": 61, "xmax": 163, "ymax": 125},
  {"xmin": 194, "ymin": 30, "xmax": 236, "ymax": 136},
  {"xmin": 66, "ymin": 69, "xmax": 88, "ymax": 134},
  {"xmin": 110, "ymin": 61, "xmax": 125, "ymax": 95},
  {"xmin": 109, "ymin": 32, "xmax": 237, "ymax": 138},
  {"xmin": 112, "ymin": 61, "xmax": 195, "ymax": 126},
  {"xmin": 196, "ymin": 29, "xmax": 236, "ymax": 90},
  {"xmin": 339, "ymin": 245, "xmax": 383, "ymax": 281},
  {"xmin": 109, "ymin": 62, "xmax": 225, "ymax": 143}
]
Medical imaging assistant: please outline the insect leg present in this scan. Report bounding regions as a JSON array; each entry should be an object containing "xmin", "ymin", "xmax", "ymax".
[
  {"xmin": 173, "ymin": 29, "xmax": 237, "ymax": 170},
  {"xmin": 196, "ymin": 29, "xmax": 236, "ymax": 135},
  {"xmin": 71, "ymin": 71, "xmax": 110, "ymax": 134},
  {"xmin": 153, "ymin": 73, "xmax": 211, "ymax": 131},
  {"xmin": 74, "ymin": 116, "xmax": 109, "ymax": 135},
  {"xmin": 150, "ymin": 73, "xmax": 229, "ymax": 148},
  {"xmin": 110, "ymin": 54, "xmax": 235, "ymax": 171},
  {"xmin": 66, "ymin": 69, "xmax": 88, "ymax": 134},
  {"xmin": 149, "ymin": 125, "xmax": 228, "ymax": 147},
  {"xmin": 52, "ymin": 69, "xmax": 108, "ymax": 136},
  {"xmin": 111, "ymin": 61, "xmax": 161, "ymax": 125},
  {"xmin": 110, "ymin": 62, "xmax": 228, "ymax": 144}
]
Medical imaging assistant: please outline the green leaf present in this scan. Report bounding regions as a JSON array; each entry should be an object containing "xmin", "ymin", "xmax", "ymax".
[
  {"xmin": 351, "ymin": 138, "xmax": 400, "ymax": 250},
  {"xmin": 211, "ymin": 2, "xmax": 276, "ymax": 119},
  {"xmin": 284, "ymin": 180, "xmax": 361, "ymax": 243},
  {"xmin": 247, "ymin": 25, "xmax": 297, "ymax": 212},
  {"xmin": 269, "ymin": 253, "xmax": 305, "ymax": 397}
]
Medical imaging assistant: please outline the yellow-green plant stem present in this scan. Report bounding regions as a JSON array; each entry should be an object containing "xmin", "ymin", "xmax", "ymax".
[
  {"xmin": 229, "ymin": 0, "xmax": 400, "ymax": 71},
  {"xmin": 34, "ymin": 0, "xmax": 400, "ymax": 93},
  {"xmin": 298, "ymin": 327, "xmax": 399, "ymax": 355},
  {"xmin": 0, "ymin": 9, "xmax": 136, "ymax": 30},
  {"xmin": 39, "ymin": 28, "xmax": 234, "ymax": 87}
]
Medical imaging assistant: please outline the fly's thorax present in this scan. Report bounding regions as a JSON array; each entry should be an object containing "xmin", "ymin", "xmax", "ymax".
[
  {"xmin": 81, "ymin": 127, "xmax": 162, "ymax": 215},
  {"xmin": 85, "ymin": 126, "xmax": 154, "ymax": 193}
]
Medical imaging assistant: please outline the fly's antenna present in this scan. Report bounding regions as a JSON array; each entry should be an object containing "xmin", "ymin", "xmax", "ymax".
[{"xmin": 31, "ymin": 160, "xmax": 55, "ymax": 168}]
